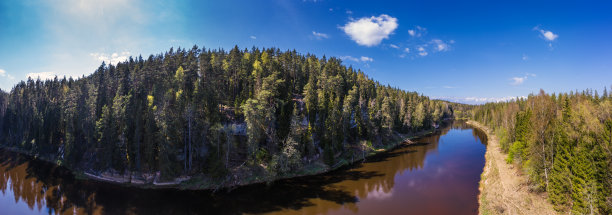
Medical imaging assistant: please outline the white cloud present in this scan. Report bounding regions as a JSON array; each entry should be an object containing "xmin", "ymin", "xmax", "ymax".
[
  {"xmin": 435, "ymin": 96, "xmax": 527, "ymax": 104},
  {"xmin": 417, "ymin": 46, "xmax": 428, "ymax": 56},
  {"xmin": 360, "ymin": 56, "xmax": 373, "ymax": 62},
  {"xmin": 403, "ymin": 26, "xmax": 452, "ymax": 58},
  {"xmin": 312, "ymin": 31, "xmax": 329, "ymax": 40},
  {"xmin": 27, "ymin": 72, "xmax": 57, "ymax": 80},
  {"xmin": 511, "ymin": 77, "xmax": 526, "ymax": 85},
  {"xmin": 341, "ymin": 14, "xmax": 398, "ymax": 47},
  {"xmin": 90, "ymin": 52, "xmax": 131, "ymax": 65},
  {"xmin": 346, "ymin": 10, "xmax": 353, "ymax": 15},
  {"xmin": 522, "ymin": 54, "xmax": 529, "ymax": 61},
  {"xmin": 534, "ymin": 26, "xmax": 558, "ymax": 49},
  {"xmin": 340, "ymin": 56, "xmax": 359, "ymax": 62},
  {"xmin": 408, "ymin": 26, "xmax": 426, "ymax": 37},
  {"xmin": 511, "ymin": 73, "xmax": 537, "ymax": 85},
  {"xmin": 431, "ymin": 39, "xmax": 450, "ymax": 52},
  {"xmin": 464, "ymin": 96, "xmax": 526, "ymax": 104},
  {"xmin": 0, "ymin": 69, "xmax": 15, "ymax": 80},
  {"xmin": 539, "ymin": 30, "xmax": 558, "ymax": 41},
  {"xmin": 340, "ymin": 55, "xmax": 373, "ymax": 63},
  {"xmin": 389, "ymin": 44, "xmax": 399, "ymax": 49},
  {"xmin": 250, "ymin": 35, "xmax": 257, "ymax": 40}
]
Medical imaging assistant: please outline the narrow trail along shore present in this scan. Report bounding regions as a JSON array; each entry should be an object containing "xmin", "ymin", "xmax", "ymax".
[{"xmin": 468, "ymin": 120, "xmax": 557, "ymax": 215}]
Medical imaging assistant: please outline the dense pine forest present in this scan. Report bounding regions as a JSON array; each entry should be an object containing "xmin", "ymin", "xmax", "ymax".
[
  {"xmin": 0, "ymin": 46, "xmax": 453, "ymax": 185},
  {"xmin": 465, "ymin": 89, "xmax": 612, "ymax": 214}
]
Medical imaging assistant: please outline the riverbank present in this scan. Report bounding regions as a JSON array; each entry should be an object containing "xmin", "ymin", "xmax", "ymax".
[
  {"xmin": 466, "ymin": 120, "xmax": 557, "ymax": 215},
  {"xmin": 178, "ymin": 124, "xmax": 444, "ymax": 190},
  {"xmin": 0, "ymin": 122, "xmax": 445, "ymax": 191}
]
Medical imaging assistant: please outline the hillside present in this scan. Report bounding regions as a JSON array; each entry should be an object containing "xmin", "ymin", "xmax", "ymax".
[{"xmin": 0, "ymin": 46, "xmax": 454, "ymax": 188}]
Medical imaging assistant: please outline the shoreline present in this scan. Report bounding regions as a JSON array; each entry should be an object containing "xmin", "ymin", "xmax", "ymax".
[
  {"xmin": 466, "ymin": 120, "xmax": 557, "ymax": 215},
  {"xmin": 0, "ymin": 120, "xmax": 448, "ymax": 191}
]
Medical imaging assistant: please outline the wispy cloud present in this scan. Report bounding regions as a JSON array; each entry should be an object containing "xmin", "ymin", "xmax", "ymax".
[
  {"xmin": 431, "ymin": 39, "xmax": 451, "ymax": 52},
  {"xmin": 435, "ymin": 96, "xmax": 527, "ymax": 104},
  {"xmin": 340, "ymin": 56, "xmax": 359, "ymax": 62},
  {"xmin": 90, "ymin": 52, "xmax": 131, "ymax": 65},
  {"xmin": 408, "ymin": 26, "xmax": 426, "ymax": 37},
  {"xmin": 340, "ymin": 55, "xmax": 374, "ymax": 63},
  {"xmin": 399, "ymin": 26, "xmax": 452, "ymax": 58},
  {"xmin": 341, "ymin": 14, "xmax": 398, "ymax": 47},
  {"xmin": 389, "ymin": 44, "xmax": 399, "ymax": 49},
  {"xmin": 360, "ymin": 56, "xmax": 373, "ymax": 62},
  {"xmin": 526, "ymin": 73, "xmax": 536, "ymax": 77},
  {"xmin": 417, "ymin": 46, "xmax": 428, "ymax": 56},
  {"xmin": 522, "ymin": 54, "xmax": 529, "ymax": 61},
  {"xmin": 510, "ymin": 73, "xmax": 536, "ymax": 85},
  {"xmin": 511, "ymin": 77, "xmax": 526, "ymax": 85},
  {"xmin": 0, "ymin": 69, "xmax": 15, "ymax": 80},
  {"xmin": 312, "ymin": 31, "xmax": 329, "ymax": 40},
  {"xmin": 26, "ymin": 72, "xmax": 57, "ymax": 80},
  {"xmin": 250, "ymin": 35, "xmax": 257, "ymax": 40}
]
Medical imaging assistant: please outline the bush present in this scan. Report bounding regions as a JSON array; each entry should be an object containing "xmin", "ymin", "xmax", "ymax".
[{"xmin": 506, "ymin": 141, "xmax": 525, "ymax": 163}]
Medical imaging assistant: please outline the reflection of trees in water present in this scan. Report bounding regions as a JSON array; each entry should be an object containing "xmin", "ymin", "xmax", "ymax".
[
  {"xmin": 345, "ymin": 123, "xmax": 450, "ymax": 205},
  {"xmin": 0, "ymin": 120, "xmax": 486, "ymax": 215},
  {"xmin": 452, "ymin": 120, "xmax": 488, "ymax": 145},
  {"xmin": 0, "ymin": 148, "xmax": 379, "ymax": 214},
  {"xmin": 0, "ymin": 149, "xmax": 90, "ymax": 214},
  {"xmin": 340, "ymin": 120, "xmax": 487, "ymax": 209}
]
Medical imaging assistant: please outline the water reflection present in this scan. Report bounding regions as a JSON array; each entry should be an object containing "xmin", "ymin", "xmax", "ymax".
[{"xmin": 0, "ymin": 120, "xmax": 487, "ymax": 215}]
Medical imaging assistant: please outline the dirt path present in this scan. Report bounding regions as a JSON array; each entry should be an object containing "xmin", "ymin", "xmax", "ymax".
[{"xmin": 468, "ymin": 120, "xmax": 557, "ymax": 215}]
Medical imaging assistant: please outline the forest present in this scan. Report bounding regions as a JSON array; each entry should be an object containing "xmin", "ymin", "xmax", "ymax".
[
  {"xmin": 0, "ymin": 46, "xmax": 453, "ymax": 185},
  {"xmin": 463, "ymin": 89, "xmax": 612, "ymax": 214}
]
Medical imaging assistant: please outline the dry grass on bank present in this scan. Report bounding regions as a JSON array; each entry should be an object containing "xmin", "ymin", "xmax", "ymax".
[{"xmin": 468, "ymin": 120, "xmax": 557, "ymax": 215}]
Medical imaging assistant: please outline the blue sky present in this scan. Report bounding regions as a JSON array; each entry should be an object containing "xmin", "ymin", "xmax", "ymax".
[{"xmin": 1, "ymin": 0, "xmax": 611, "ymax": 104}]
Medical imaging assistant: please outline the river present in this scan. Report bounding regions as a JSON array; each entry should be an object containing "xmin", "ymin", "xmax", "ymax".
[{"xmin": 0, "ymin": 120, "xmax": 487, "ymax": 215}]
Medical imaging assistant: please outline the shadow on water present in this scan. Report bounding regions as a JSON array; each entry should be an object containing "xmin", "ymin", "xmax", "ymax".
[
  {"xmin": 0, "ymin": 148, "xmax": 384, "ymax": 214},
  {"xmin": 0, "ymin": 120, "xmax": 487, "ymax": 214}
]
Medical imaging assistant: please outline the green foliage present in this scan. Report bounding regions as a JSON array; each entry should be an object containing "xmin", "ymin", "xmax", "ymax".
[
  {"xmin": 0, "ymin": 46, "xmax": 453, "ymax": 185},
  {"xmin": 506, "ymin": 141, "xmax": 526, "ymax": 164},
  {"xmin": 468, "ymin": 88, "xmax": 612, "ymax": 214}
]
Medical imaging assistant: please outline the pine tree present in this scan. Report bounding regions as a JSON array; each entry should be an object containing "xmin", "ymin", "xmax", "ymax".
[{"xmin": 549, "ymin": 123, "xmax": 572, "ymax": 210}]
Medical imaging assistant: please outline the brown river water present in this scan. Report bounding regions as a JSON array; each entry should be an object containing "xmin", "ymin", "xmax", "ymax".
[{"xmin": 0, "ymin": 120, "xmax": 487, "ymax": 215}]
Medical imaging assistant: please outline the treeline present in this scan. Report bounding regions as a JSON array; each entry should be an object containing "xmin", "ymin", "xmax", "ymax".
[
  {"xmin": 468, "ymin": 89, "xmax": 611, "ymax": 214},
  {"xmin": 0, "ymin": 46, "xmax": 452, "ymax": 182}
]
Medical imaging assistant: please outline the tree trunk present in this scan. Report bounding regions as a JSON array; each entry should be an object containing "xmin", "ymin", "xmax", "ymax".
[
  {"xmin": 226, "ymin": 130, "xmax": 230, "ymax": 168},
  {"xmin": 189, "ymin": 114, "xmax": 192, "ymax": 171}
]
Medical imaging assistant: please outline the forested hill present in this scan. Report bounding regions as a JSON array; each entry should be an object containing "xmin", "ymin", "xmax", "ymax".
[
  {"xmin": 464, "ymin": 89, "xmax": 612, "ymax": 214},
  {"xmin": 0, "ymin": 46, "xmax": 454, "ymax": 184}
]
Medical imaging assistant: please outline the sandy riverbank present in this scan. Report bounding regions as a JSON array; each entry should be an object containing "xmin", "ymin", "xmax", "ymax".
[{"xmin": 467, "ymin": 120, "xmax": 557, "ymax": 215}]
